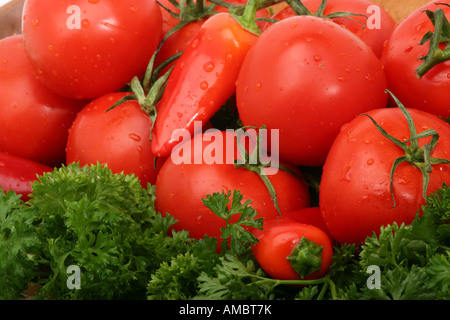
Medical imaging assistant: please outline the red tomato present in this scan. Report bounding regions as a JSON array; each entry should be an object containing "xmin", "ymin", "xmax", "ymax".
[
  {"xmin": 155, "ymin": 130, "xmax": 311, "ymax": 244},
  {"xmin": 151, "ymin": 12, "xmax": 259, "ymax": 158},
  {"xmin": 66, "ymin": 92, "xmax": 162, "ymax": 187},
  {"xmin": 320, "ymin": 105, "xmax": 450, "ymax": 245},
  {"xmin": 0, "ymin": 152, "xmax": 53, "ymax": 202},
  {"xmin": 252, "ymin": 218, "xmax": 333, "ymax": 281},
  {"xmin": 381, "ymin": 1, "xmax": 450, "ymax": 119},
  {"xmin": 0, "ymin": 35, "xmax": 85, "ymax": 167},
  {"xmin": 263, "ymin": 0, "xmax": 396, "ymax": 57},
  {"xmin": 283, "ymin": 207, "xmax": 334, "ymax": 241},
  {"xmin": 236, "ymin": 15, "xmax": 388, "ymax": 167},
  {"xmin": 22, "ymin": 0, "xmax": 162, "ymax": 100}
]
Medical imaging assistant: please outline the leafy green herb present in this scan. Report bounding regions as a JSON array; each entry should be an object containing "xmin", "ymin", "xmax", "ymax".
[
  {"xmin": 1, "ymin": 163, "xmax": 449, "ymax": 300},
  {"xmin": 0, "ymin": 189, "xmax": 39, "ymax": 299},
  {"xmin": 202, "ymin": 190, "xmax": 263, "ymax": 254}
]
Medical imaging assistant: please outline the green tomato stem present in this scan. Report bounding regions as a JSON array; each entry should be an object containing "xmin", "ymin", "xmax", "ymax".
[{"xmin": 416, "ymin": 7, "xmax": 450, "ymax": 78}]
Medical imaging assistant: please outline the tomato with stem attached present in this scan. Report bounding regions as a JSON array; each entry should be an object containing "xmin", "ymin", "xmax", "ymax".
[
  {"xmin": 263, "ymin": 0, "xmax": 396, "ymax": 58},
  {"xmin": 151, "ymin": 0, "xmax": 261, "ymax": 159},
  {"xmin": 320, "ymin": 92, "xmax": 450, "ymax": 245},
  {"xmin": 66, "ymin": 92, "xmax": 163, "ymax": 187},
  {"xmin": 381, "ymin": 1, "xmax": 450, "ymax": 119},
  {"xmin": 155, "ymin": 129, "xmax": 311, "ymax": 246},
  {"xmin": 252, "ymin": 217, "xmax": 334, "ymax": 281}
]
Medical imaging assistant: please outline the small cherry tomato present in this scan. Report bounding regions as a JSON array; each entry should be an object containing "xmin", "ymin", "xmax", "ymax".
[{"xmin": 252, "ymin": 218, "xmax": 334, "ymax": 281}]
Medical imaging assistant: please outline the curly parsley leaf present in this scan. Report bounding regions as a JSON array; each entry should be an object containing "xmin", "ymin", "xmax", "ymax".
[
  {"xmin": 202, "ymin": 190, "xmax": 263, "ymax": 254},
  {"xmin": 25, "ymin": 162, "xmax": 191, "ymax": 300},
  {"xmin": 0, "ymin": 189, "xmax": 39, "ymax": 299}
]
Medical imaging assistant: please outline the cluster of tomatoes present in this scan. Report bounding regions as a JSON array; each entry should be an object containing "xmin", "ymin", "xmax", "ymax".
[{"xmin": 0, "ymin": 0, "xmax": 449, "ymax": 282}]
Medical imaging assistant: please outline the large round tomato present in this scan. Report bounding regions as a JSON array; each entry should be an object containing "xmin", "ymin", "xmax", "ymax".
[
  {"xmin": 22, "ymin": 0, "xmax": 162, "ymax": 100},
  {"xmin": 381, "ymin": 1, "xmax": 450, "ymax": 119},
  {"xmin": 320, "ymin": 105, "xmax": 450, "ymax": 245},
  {"xmin": 0, "ymin": 35, "xmax": 85, "ymax": 167},
  {"xmin": 263, "ymin": 0, "xmax": 396, "ymax": 57},
  {"xmin": 252, "ymin": 218, "xmax": 333, "ymax": 281},
  {"xmin": 236, "ymin": 15, "xmax": 387, "ymax": 167},
  {"xmin": 66, "ymin": 92, "xmax": 162, "ymax": 187},
  {"xmin": 155, "ymin": 130, "xmax": 311, "ymax": 244}
]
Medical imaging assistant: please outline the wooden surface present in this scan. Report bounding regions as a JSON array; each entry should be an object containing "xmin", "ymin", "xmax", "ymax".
[
  {"xmin": 0, "ymin": 0, "xmax": 24, "ymax": 39},
  {"xmin": 371, "ymin": 0, "xmax": 430, "ymax": 23}
]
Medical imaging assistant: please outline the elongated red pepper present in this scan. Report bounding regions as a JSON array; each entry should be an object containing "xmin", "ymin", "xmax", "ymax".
[
  {"xmin": 151, "ymin": 5, "xmax": 260, "ymax": 158},
  {"xmin": 0, "ymin": 152, "xmax": 53, "ymax": 201}
]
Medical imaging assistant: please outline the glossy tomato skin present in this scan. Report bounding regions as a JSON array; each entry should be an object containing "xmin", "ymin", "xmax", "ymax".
[
  {"xmin": 252, "ymin": 218, "xmax": 333, "ymax": 280},
  {"xmin": 381, "ymin": 2, "xmax": 450, "ymax": 119},
  {"xmin": 320, "ymin": 108, "xmax": 450, "ymax": 245},
  {"xmin": 0, "ymin": 151, "xmax": 53, "ymax": 201},
  {"xmin": 151, "ymin": 13, "xmax": 258, "ymax": 158},
  {"xmin": 0, "ymin": 35, "xmax": 85, "ymax": 167},
  {"xmin": 22, "ymin": 0, "xmax": 162, "ymax": 100},
  {"xmin": 155, "ymin": 130, "xmax": 311, "ymax": 244},
  {"xmin": 284, "ymin": 207, "xmax": 334, "ymax": 241},
  {"xmin": 264, "ymin": 0, "xmax": 396, "ymax": 57},
  {"xmin": 66, "ymin": 92, "xmax": 162, "ymax": 187},
  {"xmin": 236, "ymin": 15, "xmax": 388, "ymax": 167}
]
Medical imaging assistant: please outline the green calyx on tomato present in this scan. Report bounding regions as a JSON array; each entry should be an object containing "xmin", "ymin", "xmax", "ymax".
[
  {"xmin": 362, "ymin": 90, "xmax": 450, "ymax": 207},
  {"xmin": 285, "ymin": 0, "xmax": 367, "ymax": 24},
  {"xmin": 286, "ymin": 237, "xmax": 323, "ymax": 279},
  {"xmin": 233, "ymin": 126, "xmax": 282, "ymax": 216},
  {"xmin": 107, "ymin": 52, "xmax": 173, "ymax": 141},
  {"xmin": 158, "ymin": 0, "xmax": 217, "ymax": 50},
  {"xmin": 415, "ymin": 5, "xmax": 450, "ymax": 78}
]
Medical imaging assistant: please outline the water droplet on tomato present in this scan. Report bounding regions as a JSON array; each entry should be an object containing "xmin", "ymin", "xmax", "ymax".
[
  {"xmin": 130, "ymin": 6, "xmax": 137, "ymax": 13},
  {"xmin": 404, "ymin": 46, "xmax": 413, "ymax": 54},
  {"xmin": 367, "ymin": 158, "xmax": 374, "ymax": 166},
  {"xmin": 177, "ymin": 112, "xmax": 183, "ymax": 118},
  {"xmin": 255, "ymin": 83, "xmax": 262, "ymax": 90},
  {"xmin": 136, "ymin": 146, "xmax": 143, "ymax": 153},
  {"xmin": 191, "ymin": 39, "xmax": 199, "ymax": 48},
  {"xmin": 0, "ymin": 161, "xmax": 5, "ymax": 168},
  {"xmin": 88, "ymin": 0, "xmax": 100, "ymax": 3},
  {"xmin": 32, "ymin": 18, "xmax": 40, "ymax": 27},
  {"xmin": 313, "ymin": 55, "xmax": 321, "ymax": 62},
  {"xmin": 82, "ymin": 19, "xmax": 90, "ymax": 28},
  {"xmin": 290, "ymin": 23, "xmax": 297, "ymax": 28},
  {"xmin": 48, "ymin": 45, "xmax": 54, "ymax": 51},
  {"xmin": 447, "ymin": 73, "xmax": 450, "ymax": 79},
  {"xmin": 338, "ymin": 76, "xmax": 346, "ymax": 82},
  {"xmin": 128, "ymin": 133, "xmax": 142, "ymax": 142},
  {"xmin": 203, "ymin": 62, "xmax": 214, "ymax": 72},
  {"xmin": 200, "ymin": 81, "xmax": 209, "ymax": 90}
]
